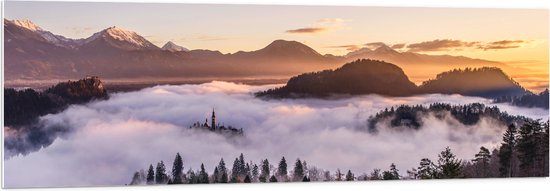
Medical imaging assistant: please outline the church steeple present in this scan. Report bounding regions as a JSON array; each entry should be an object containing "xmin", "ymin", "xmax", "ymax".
[{"xmin": 211, "ymin": 108, "xmax": 216, "ymax": 130}]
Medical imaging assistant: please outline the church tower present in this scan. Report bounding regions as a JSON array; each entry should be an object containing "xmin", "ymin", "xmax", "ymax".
[{"xmin": 211, "ymin": 108, "xmax": 216, "ymax": 130}]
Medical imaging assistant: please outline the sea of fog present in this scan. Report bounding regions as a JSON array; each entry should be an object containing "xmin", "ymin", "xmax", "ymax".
[{"xmin": 3, "ymin": 81, "xmax": 549, "ymax": 188}]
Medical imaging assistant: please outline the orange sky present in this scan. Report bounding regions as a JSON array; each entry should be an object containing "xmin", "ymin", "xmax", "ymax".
[{"xmin": 6, "ymin": 2, "xmax": 549, "ymax": 91}]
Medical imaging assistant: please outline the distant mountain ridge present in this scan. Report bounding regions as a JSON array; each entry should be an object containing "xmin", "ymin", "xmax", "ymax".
[
  {"xmin": 4, "ymin": 18, "xmax": 525, "ymax": 82},
  {"xmin": 256, "ymin": 59, "xmax": 529, "ymax": 99}
]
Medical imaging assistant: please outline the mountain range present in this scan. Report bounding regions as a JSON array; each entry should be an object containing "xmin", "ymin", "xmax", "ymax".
[{"xmin": 4, "ymin": 19, "xmax": 524, "ymax": 82}]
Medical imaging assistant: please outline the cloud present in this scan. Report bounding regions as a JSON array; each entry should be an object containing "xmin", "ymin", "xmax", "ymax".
[
  {"xmin": 3, "ymin": 81, "xmax": 548, "ymax": 187},
  {"xmin": 478, "ymin": 40, "xmax": 525, "ymax": 51},
  {"xmin": 325, "ymin": 44, "xmax": 362, "ymax": 51},
  {"xmin": 285, "ymin": 27, "xmax": 329, "ymax": 34},
  {"xmin": 406, "ymin": 39, "xmax": 479, "ymax": 52},
  {"xmin": 286, "ymin": 18, "xmax": 350, "ymax": 35},
  {"xmin": 364, "ymin": 42, "xmax": 389, "ymax": 49},
  {"xmin": 390, "ymin": 43, "xmax": 406, "ymax": 49}
]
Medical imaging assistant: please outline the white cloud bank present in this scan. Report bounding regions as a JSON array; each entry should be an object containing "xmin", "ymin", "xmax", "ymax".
[{"xmin": 4, "ymin": 81, "xmax": 548, "ymax": 188}]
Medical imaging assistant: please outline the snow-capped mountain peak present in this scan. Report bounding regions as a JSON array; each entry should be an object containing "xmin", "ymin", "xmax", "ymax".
[
  {"xmin": 162, "ymin": 41, "xmax": 189, "ymax": 52},
  {"xmin": 81, "ymin": 26, "xmax": 158, "ymax": 50},
  {"xmin": 12, "ymin": 19, "xmax": 43, "ymax": 32},
  {"xmin": 104, "ymin": 26, "xmax": 149, "ymax": 47}
]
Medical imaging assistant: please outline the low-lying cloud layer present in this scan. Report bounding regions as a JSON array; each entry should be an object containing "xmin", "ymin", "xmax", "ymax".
[{"xmin": 4, "ymin": 81, "xmax": 548, "ymax": 188}]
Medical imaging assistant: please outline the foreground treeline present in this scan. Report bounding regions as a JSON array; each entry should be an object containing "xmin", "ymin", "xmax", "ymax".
[{"xmin": 129, "ymin": 120, "xmax": 549, "ymax": 185}]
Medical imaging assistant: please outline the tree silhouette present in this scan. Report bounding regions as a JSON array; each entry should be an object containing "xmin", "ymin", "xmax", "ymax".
[
  {"xmin": 499, "ymin": 124, "xmax": 517, "ymax": 177},
  {"xmin": 277, "ymin": 157, "xmax": 288, "ymax": 181},
  {"xmin": 345, "ymin": 170, "xmax": 354, "ymax": 181},
  {"xmin": 437, "ymin": 147, "xmax": 463, "ymax": 178},
  {"xmin": 259, "ymin": 159, "xmax": 270, "ymax": 182},
  {"xmin": 198, "ymin": 163, "xmax": 209, "ymax": 184},
  {"xmin": 417, "ymin": 158, "xmax": 437, "ymax": 179},
  {"xmin": 292, "ymin": 158, "xmax": 304, "ymax": 181},
  {"xmin": 218, "ymin": 158, "xmax": 228, "ymax": 183},
  {"xmin": 171, "ymin": 153, "xmax": 184, "ymax": 184},
  {"xmin": 155, "ymin": 161, "xmax": 168, "ymax": 184},
  {"xmin": 146, "ymin": 164, "xmax": 155, "ymax": 185}
]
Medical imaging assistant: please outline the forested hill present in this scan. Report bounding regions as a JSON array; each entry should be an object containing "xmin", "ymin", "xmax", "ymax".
[
  {"xmin": 256, "ymin": 59, "xmax": 529, "ymax": 99},
  {"xmin": 255, "ymin": 59, "xmax": 417, "ymax": 98},
  {"xmin": 419, "ymin": 67, "xmax": 529, "ymax": 98},
  {"xmin": 4, "ymin": 76, "xmax": 108, "ymax": 127},
  {"xmin": 367, "ymin": 103, "xmax": 531, "ymax": 131}
]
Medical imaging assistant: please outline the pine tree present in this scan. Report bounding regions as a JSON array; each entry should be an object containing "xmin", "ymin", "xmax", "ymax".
[
  {"xmin": 231, "ymin": 158, "xmax": 240, "ymax": 182},
  {"xmin": 244, "ymin": 175, "xmax": 251, "ymax": 183},
  {"xmin": 155, "ymin": 161, "xmax": 168, "ymax": 184},
  {"xmin": 252, "ymin": 164, "xmax": 259, "ymax": 182},
  {"xmin": 516, "ymin": 120, "xmax": 546, "ymax": 176},
  {"xmin": 146, "ymin": 164, "xmax": 155, "ymax": 185},
  {"xmin": 335, "ymin": 169, "xmax": 343, "ymax": 181},
  {"xmin": 260, "ymin": 159, "xmax": 270, "ymax": 182},
  {"xmin": 245, "ymin": 162, "xmax": 251, "ymax": 178},
  {"xmin": 278, "ymin": 157, "xmax": 288, "ymax": 181},
  {"xmin": 187, "ymin": 169, "xmax": 198, "ymax": 184},
  {"xmin": 473, "ymin": 147, "xmax": 491, "ymax": 177},
  {"xmin": 369, "ymin": 169, "xmax": 381, "ymax": 180},
  {"xmin": 238, "ymin": 153, "xmax": 246, "ymax": 178},
  {"xmin": 292, "ymin": 158, "xmax": 304, "ymax": 181},
  {"xmin": 437, "ymin": 147, "xmax": 462, "ymax": 178},
  {"xmin": 171, "ymin": 153, "xmax": 184, "ymax": 184},
  {"xmin": 269, "ymin": 175, "xmax": 278, "ymax": 182},
  {"xmin": 499, "ymin": 124, "xmax": 517, "ymax": 177},
  {"xmin": 218, "ymin": 158, "xmax": 228, "ymax": 183},
  {"xmin": 212, "ymin": 167, "xmax": 220, "ymax": 183},
  {"xmin": 130, "ymin": 171, "xmax": 142, "ymax": 185},
  {"xmin": 345, "ymin": 170, "xmax": 354, "ymax": 181},
  {"xmin": 417, "ymin": 158, "xmax": 437, "ymax": 179},
  {"xmin": 198, "ymin": 163, "xmax": 209, "ymax": 184},
  {"xmin": 221, "ymin": 171, "xmax": 229, "ymax": 183},
  {"xmin": 383, "ymin": 163, "xmax": 400, "ymax": 180}
]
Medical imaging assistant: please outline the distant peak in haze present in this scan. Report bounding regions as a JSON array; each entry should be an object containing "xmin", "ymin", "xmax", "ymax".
[
  {"xmin": 374, "ymin": 44, "xmax": 396, "ymax": 52},
  {"xmin": 162, "ymin": 41, "xmax": 189, "ymax": 52},
  {"xmin": 11, "ymin": 19, "xmax": 43, "ymax": 32},
  {"xmin": 259, "ymin": 39, "xmax": 322, "ymax": 57},
  {"xmin": 345, "ymin": 47, "xmax": 372, "ymax": 57}
]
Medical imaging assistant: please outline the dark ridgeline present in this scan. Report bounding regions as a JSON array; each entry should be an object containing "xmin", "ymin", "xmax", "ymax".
[
  {"xmin": 4, "ymin": 76, "xmax": 109, "ymax": 157},
  {"xmin": 4, "ymin": 76, "xmax": 108, "ymax": 127},
  {"xmin": 256, "ymin": 59, "xmax": 530, "ymax": 99},
  {"xmin": 418, "ymin": 67, "xmax": 529, "ymax": 98},
  {"xmin": 367, "ymin": 103, "xmax": 531, "ymax": 131},
  {"xmin": 256, "ymin": 59, "xmax": 417, "ymax": 98},
  {"xmin": 494, "ymin": 89, "xmax": 549, "ymax": 109},
  {"xmin": 189, "ymin": 109, "xmax": 244, "ymax": 136},
  {"xmin": 128, "ymin": 120, "xmax": 549, "ymax": 185}
]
